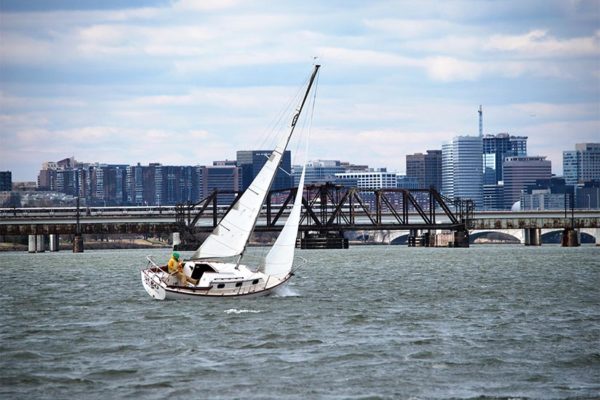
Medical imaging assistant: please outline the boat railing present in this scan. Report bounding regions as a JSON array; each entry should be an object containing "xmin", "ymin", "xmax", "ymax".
[
  {"xmin": 146, "ymin": 255, "xmax": 160, "ymax": 268},
  {"xmin": 145, "ymin": 255, "xmax": 178, "ymax": 285}
]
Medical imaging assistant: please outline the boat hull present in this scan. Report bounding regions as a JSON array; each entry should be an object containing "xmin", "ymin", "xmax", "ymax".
[{"xmin": 140, "ymin": 267, "xmax": 292, "ymax": 301}]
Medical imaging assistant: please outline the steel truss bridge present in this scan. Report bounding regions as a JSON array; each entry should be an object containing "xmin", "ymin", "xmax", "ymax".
[
  {"xmin": 173, "ymin": 184, "xmax": 473, "ymax": 248},
  {"xmin": 176, "ymin": 183, "xmax": 471, "ymax": 232}
]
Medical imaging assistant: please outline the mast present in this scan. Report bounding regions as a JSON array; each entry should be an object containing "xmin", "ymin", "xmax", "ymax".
[
  {"xmin": 191, "ymin": 64, "xmax": 321, "ymax": 261},
  {"xmin": 279, "ymin": 64, "xmax": 321, "ymax": 157},
  {"xmin": 238, "ymin": 64, "xmax": 321, "ymax": 261}
]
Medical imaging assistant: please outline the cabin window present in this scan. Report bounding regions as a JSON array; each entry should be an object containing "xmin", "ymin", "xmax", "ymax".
[
  {"xmin": 217, "ymin": 283, "xmax": 225, "ymax": 289},
  {"xmin": 252, "ymin": 279, "xmax": 259, "ymax": 285},
  {"xmin": 235, "ymin": 282, "xmax": 243, "ymax": 287}
]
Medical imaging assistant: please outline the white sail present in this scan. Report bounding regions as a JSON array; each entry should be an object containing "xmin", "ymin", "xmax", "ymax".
[{"xmin": 262, "ymin": 163, "xmax": 306, "ymax": 278}]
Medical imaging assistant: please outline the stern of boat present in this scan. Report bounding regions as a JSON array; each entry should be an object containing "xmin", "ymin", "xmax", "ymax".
[{"xmin": 141, "ymin": 268, "xmax": 167, "ymax": 300}]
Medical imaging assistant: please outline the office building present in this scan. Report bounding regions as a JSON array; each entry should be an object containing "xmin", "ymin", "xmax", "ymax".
[
  {"xmin": 563, "ymin": 143, "xmax": 600, "ymax": 185},
  {"xmin": 40, "ymin": 157, "xmax": 242, "ymax": 206},
  {"xmin": 520, "ymin": 178, "xmax": 573, "ymax": 211},
  {"xmin": 87, "ymin": 164, "xmax": 128, "ymax": 205},
  {"xmin": 237, "ymin": 150, "xmax": 293, "ymax": 191},
  {"xmin": 0, "ymin": 171, "xmax": 12, "ymax": 191},
  {"xmin": 483, "ymin": 183, "xmax": 504, "ymax": 210},
  {"xmin": 503, "ymin": 156, "xmax": 552, "ymax": 209},
  {"xmin": 396, "ymin": 175, "xmax": 420, "ymax": 190},
  {"xmin": 292, "ymin": 160, "xmax": 346, "ymax": 186},
  {"xmin": 125, "ymin": 164, "xmax": 205, "ymax": 206},
  {"xmin": 576, "ymin": 181, "xmax": 600, "ymax": 209},
  {"xmin": 442, "ymin": 135, "xmax": 483, "ymax": 207},
  {"xmin": 335, "ymin": 169, "xmax": 398, "ymax": 207},
  {"xmin": 126, "ymin": 164, "xmax": 144, "ymax": 205},
  {"xmin": 335, "ymin": 169, "xmax": 397, "ymax": 189},
  {"xmin": 482, "ymin": 133, "xmax": 528, "ymax": 185},
  {"xmin": 406, "ymin": 150, "xmax": 442, "ymax": 190},
  {"xmin": 201, "ymin": 165, "xmax": 242, "ymax": 205}
]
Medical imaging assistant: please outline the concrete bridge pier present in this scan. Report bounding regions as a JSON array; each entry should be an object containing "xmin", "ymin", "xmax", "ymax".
[
  {"xmin": 49, "ymin": 234, "xmax": 59, "ymax": 252},
  {"xmin": 407, "ymin": 229, "xmax": 419, "ymax": 247},
  {"xmin": 561, "ymin": 228, "xmax": 580, "ymax": 247},
  {"xmin": 453, "ymin": 230, "xmax": 470, "ymax": 248},
  {"xmin": 524, "ymin": 228, "xmax": 542, "ymax": 246},
  {"xmin": 73, "ymin": 234, "xmax": 84, "ymax": 253},
  {"xmin": 36, "ymin": 234, "xmax": 46, "ymax": 252},
  {"xmin": 422, "ymin": 230, "xmax": 435, "ymax": 247},
  {"xmin": 28, "ymin": 235, "xmax": 36, "ymax": 253}
]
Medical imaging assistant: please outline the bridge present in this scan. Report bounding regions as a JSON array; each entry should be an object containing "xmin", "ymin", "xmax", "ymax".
[{"xmin": 1, "ymin": 184, "xmax": 598, "ymax": 251}]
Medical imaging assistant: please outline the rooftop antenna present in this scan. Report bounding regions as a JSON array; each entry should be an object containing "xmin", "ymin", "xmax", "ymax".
[{"xmin": 478, "ymin": 105, "xmax": 483, "ymax": 137}]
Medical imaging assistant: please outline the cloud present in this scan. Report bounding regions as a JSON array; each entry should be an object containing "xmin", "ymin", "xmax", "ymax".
[
  {"xmin": 318, "ymin": 46, "xmax": 419, "ymax": 68},
  {"xmin": 424, "ymin": 56, "xmax": 483, "ymax": 82},
  {"xmin": 486, "ymin": 29, "xmax": 600, "ymax": 57},
  {"xmin": 1, "ymin": 0, "xmax": 599, "ymax": 181},
  {"xmin": 363, "ymin": 18, "xmax": 464, "ymax": 39},
  {"xmin": 172, "ymin": 0, "xmax": 240, "ymax": 12}
]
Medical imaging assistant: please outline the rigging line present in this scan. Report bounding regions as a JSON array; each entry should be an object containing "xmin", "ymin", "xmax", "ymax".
[
  {"xmin": 240, "ymin": 67, "xmax": 319, "ymax": 267},
  {"xmin": 256, "ymin": 75, "xmax": 310, "ymax": 151}
]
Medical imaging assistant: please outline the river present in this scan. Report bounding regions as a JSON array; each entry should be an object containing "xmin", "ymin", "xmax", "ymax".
[{"xmin": 1, "ymin": 245, "xmax": 599, "ymax": 399}]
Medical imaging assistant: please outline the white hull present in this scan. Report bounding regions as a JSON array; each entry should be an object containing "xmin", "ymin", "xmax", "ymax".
[{"xmin": 140, "ymin": 265, "xmax": 292, "ymax": 301}]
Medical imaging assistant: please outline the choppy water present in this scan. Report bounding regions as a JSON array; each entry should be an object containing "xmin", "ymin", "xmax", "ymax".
[{"xmin": 1, "ymin": 245, "xmax": 599, "ymax": 399}]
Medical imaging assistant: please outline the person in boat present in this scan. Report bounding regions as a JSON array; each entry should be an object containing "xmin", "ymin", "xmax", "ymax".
[{"xmin": 167, "ymin": 252, "xmax": 197, "ymax": 286}]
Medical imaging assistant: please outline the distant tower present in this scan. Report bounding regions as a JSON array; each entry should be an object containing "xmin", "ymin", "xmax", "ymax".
[{"xmin": 478, "ymin": 105, "xmax": 483, "ymax": 137}]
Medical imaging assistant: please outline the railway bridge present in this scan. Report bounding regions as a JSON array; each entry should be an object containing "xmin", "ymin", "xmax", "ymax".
[{"xmin": 1, "ymin": 184, "xmax": 598, "ymax": 251}]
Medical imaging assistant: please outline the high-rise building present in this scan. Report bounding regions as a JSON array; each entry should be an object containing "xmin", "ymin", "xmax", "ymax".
[
  {"xmin": 563, "ymin": 151, "xmax": 579, "ymax": 186},
  {"xmin": 424, "ymin": 150, "xmax": 442, "ymax": 191},
  {"xmin": 125, "ymin": 164, "xmax": 204, "ymax": 206},
  {"xmin": 510, "ymin": 136, "xmax": 527, "ymax": 157},
  {"xmin": 406, "ymin": 150, "xmax": 442, "ymax": 190},
  {"xmin": 483, "ymin": 183, "xmax": 504, "ymax": 210},
  {"xmin": 482, "ymin": 133, "xmax": 528, "ymax": 184},
  {"xmin": 126, "ymin": 164, "xmax": 144, "ymax": 205},
  {"xmin": 406, "ymin": 153, "xmax": 425, "ymax": 187},
  {"xmin": 563, "ymin": 143, "xmax": 600, "ymax": 185},
  {"xmin": 154, "ymin": 165, "xmax": 201, "ymax": 205},
  {"xmin": 503, "ymin": 156, "xmax": 552, "ymax": 209},
  {"xmin": 237, "ymin": 150, "xmax": 293, "ymax": 191},
  {"xmin": 87, "ymin": 164, "xmax": 129, "ymax": 205},
  {"xmin": 201, "ymin": 165, "xmax": 242, "ymax": 205},
  {"xmin": 0, "ymin": 171, "xmax": 12, "ymax": 191},
  {"xmin": 442, "ymin": 135, "xmax": 483, "ymax": 207}
]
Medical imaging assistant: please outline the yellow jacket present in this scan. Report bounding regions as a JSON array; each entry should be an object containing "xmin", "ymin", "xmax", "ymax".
[{"xmin": 167, "ymin": 257, "xmax": 181, "ymax": 273}]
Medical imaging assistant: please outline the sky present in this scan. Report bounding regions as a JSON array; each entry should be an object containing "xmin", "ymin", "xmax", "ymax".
[{"xmin": 0, "ymin": 0, "xmax": 599, "ymax": 181}]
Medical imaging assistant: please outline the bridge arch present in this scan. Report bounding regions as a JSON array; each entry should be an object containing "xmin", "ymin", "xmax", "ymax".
[
  {"xmin": 390, "ymin": 234, "xmax": 410, "ymax": 245},
  {"xmin": 541, "ymin": 229, "xmax": 598, "ymax": 244},
  {"xmin": 470, "ymin": 230, "xmax": 521, "ymax": 244}
]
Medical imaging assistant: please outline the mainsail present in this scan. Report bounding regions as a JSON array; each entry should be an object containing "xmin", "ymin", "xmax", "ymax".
[{"xmin": 191, "ymin": 65, "xmax": 320, "ymax": 260}]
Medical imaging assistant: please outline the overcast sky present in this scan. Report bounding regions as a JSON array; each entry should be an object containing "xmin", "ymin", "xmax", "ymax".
[{"xmin": 1, "ymin": 0, "xmax": 598, "ymax": 181}]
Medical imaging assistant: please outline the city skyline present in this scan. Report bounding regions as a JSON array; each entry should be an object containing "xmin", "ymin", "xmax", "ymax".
[{"xmin": 1, "ymin": 0, "xmax": 599, "ymax": 181}]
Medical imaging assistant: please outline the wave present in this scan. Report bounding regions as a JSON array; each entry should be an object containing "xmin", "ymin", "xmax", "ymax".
[
  {"xmin": 272, "ymin": 286, "xmax": 300, "ymax": 297},
  {"xmin": 224, "ymin": 309, "xmax": 262, "ymax": 314}
]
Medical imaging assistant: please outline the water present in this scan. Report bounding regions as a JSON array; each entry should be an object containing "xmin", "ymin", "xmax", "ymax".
[{"xmin": 1, "ymin": 245, "xmax": 599, "ymax": 399}]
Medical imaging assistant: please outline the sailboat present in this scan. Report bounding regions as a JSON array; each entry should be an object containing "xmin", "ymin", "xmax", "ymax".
[{"xmin": 140, "ymin": 64, "xmax": 320, "ymax": 300}]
